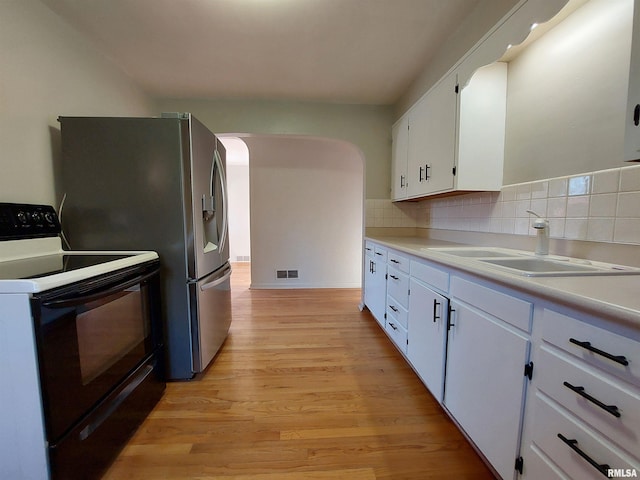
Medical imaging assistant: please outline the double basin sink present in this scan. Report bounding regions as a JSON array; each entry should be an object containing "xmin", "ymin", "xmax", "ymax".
[{"xmin": 426, "ymin": 247, "xmax": 640, "ymax": 277}]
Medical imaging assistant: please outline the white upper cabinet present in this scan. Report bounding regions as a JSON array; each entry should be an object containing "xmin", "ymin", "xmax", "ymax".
[
  {"xmin": 406, "ymin": 71, "xmax": 458, "ymax": 198},
  {"xmin": 391, "ymin": 0, "xmax": 571, "ymax": 201},
  {"xmin": 456, "ymin": 62, "xmax": 507, "ymax": 192},
  {"xmin": 391, "ymin": 116, "xmax": 409, "ymax": 200},
  {"xmin": 625, "ymin": 0, "xmax": 640, "ymax": 161}
]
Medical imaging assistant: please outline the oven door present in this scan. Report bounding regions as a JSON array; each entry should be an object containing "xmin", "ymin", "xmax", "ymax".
[{"xmin": 31, "ymin": 261, "xmax": 162, "ymax": 444}]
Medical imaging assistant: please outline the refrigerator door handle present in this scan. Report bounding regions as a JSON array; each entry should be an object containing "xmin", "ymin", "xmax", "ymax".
[
  {"xmin": 214, "ymin": 147, "xmax": 229, "ymax": 255},
  {"xmin": 200, "ymin": 266, "xmax": 232, "ymax": 291}
]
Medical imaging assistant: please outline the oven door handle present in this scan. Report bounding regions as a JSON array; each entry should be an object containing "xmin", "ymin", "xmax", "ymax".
[{"xmin": 41, "ymin": 268, "xmax": 159, "ymax": 308}]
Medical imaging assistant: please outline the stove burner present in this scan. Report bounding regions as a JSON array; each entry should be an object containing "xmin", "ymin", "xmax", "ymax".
[{"xmin": 0, "ymin": 254, "xmax": 133, "ymax": 280}]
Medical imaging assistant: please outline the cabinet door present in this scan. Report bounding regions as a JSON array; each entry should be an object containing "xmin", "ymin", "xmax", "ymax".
[
  {"xmin": 407, "ymin": 278, "xmax": 448, "ymax": 402},
  {"xmin": 407, "ymin": 71, "xmax": 458, "ymax": 198},
  {"xmin": 391, "ymin": 116, "xmax": 409, "ymax": 200},
  {"xmin": 364, "ymin": 256, "xmax": 386, "ymax": 326},
  {"xmin": 444, "ymin": 301, "xmax": 530, "ymax": 480},
  {"xmin": 456, "ymin": 62, "xmax": 507, "ymax": 191},
  {"xmin": 625, "ymin": 0, "xmax": 640, "ymax": 161}
]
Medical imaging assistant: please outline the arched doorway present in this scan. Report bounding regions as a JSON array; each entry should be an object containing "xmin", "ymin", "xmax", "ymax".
[{"xmin": 219, "ymin": 134, "xmax": 365, "ymax": 289}]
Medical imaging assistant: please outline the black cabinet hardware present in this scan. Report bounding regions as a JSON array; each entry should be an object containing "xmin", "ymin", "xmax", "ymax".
[
  {"xmin": 389, "ymin": 322, "xmax": 398, "ymax": 331},
  {"xmin": 447, "ymin": 305, "xmax": 455, "ymax": 331},
  {"xmin": 425, "ymin": 164, "xmax": 431, "ymax": 180},
  {"xmin": 389, "ymin": 305, "xmax": 398, "ymax": 313},
  {"xmin": 515, "ymin": 456, "xmax": 524, "ymax": 474},
  {"xmin": 563, "ymin": 381, "xmax": 621, "ymax": 417},
  {"xmin": 419, "ymin": 166, "xmax": 425, "ymax": 182},
  {"xmin": 569, "ymin": 338, "xmax": 629, "ymax": 366},
  {"xmin": 557, "ymin": 433, "xmax": 610, "ymax": 477},
  {"xmin": 524, "ymin": 362, "xmax": 534, "ymax": 380},
  {"xmin": 634, "ymin": 104, "xmax": 640, "ymax": 126},
  {"xmin": 433, "ymin": 300, "xmax": 441, "ymax": 323},
  {"xmin": 390, "ymin": 259, "xmax": 400, "ymax": 264},
  {"xmin": 389, "ymin": 274, "xmax": 399, "ymax": 280}
]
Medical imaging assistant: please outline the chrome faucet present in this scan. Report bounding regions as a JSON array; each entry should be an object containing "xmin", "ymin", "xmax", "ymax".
[{"xmin": 526, "ymin": 210, "xmax": 549, "ymax": 256}]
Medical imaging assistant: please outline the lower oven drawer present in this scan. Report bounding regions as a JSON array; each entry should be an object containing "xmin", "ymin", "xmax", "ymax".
[{"xmin": 48, "ymin": 352, "xmax": 165, "ymax": 480}]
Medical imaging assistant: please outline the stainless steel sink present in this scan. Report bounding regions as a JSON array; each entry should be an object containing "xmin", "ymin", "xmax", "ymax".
[
  {"xmin": 427, "ymin": 247, "xmax": 524, "ymax": 258},
  {"xmin": 479, "ymin": 257, "xmax": 640, "ymax": 277},
  {"xmin": 426, "ymin": 246, "xmax": 640, "ymax": 276}
]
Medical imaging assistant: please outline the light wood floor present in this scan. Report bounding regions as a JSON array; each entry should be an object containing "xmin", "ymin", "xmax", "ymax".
[{"xmin": 103, "ymin": 263, "xmax": 496, "ymax": 479}]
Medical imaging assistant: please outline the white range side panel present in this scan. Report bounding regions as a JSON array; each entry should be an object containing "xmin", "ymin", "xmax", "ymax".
[
  {"xmin": 456, "ymin": 62, "xmax": 507, "ymax": 191},
  {"xmin": 0, "ymin": 294, "xmax": 49, "ymax": 480}
]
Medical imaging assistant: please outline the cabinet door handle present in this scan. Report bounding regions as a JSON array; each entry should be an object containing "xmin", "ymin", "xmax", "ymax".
[
  {"xmin": 563, "ymin": 382, "xmax": 621, "ymax": 418},
  {"xmin": 433, "ymin": 299, "xmax": 441, "ymax": 323},
  {"xmin": 419, "ymin": 166, "xmax": 424, "ymax": 182},
  {"xmin": 634, "ymin": 104, "xmax": 640, "ymax": 126},
  {"xmin": 400, "ymin": 175, "xmax": 406, "ymax": 188},
  {"xmin": 389, "ymin": 274, "xmax": 399, "ymax": 280},
  {"xmin": 447, "ymin": 305, "xmax": 456, "ymax": 331},
  {"xmin": 557, "ymin": 433, "xmax": 610, "ymax": 477},
  {"xmin": 390, "ymin": 259, "xmax": 400, "ymax": 264},
  {"xmin": 569, "ymin": 338, "xmax": 629, "ymax": 366},
  {"xmin": 425, "ymin": 164, "xmax": 431, "ymax": 180}
]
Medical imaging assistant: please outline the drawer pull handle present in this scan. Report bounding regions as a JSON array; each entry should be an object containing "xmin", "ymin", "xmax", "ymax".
[
  {"xmin": 390, "ymin": 275, "xmax": 399, "ymax": 280},
  {"xmin": 389, "ymin": 322, "xmax": 398, "ymax": 331},
  {"xmin": 390, "ymin": 259, "xmax": 400, "ymax": 264},
  {"xmin": 389, "ymin": 305, "xmax": 398, "ymax": 313},
  {"xmin": 557, "ymin": 433, "xmax": 610, "ymax": 477},
  {"xmin": 563, "ymin": 381, "xmax": 621, "ymax": 418},
  {"xmin": 569, "ymin": 338, "xmax": 629, "ymax": 366},
  {"xmin": 433, "ymin": 299, "xmax": 441, "ymax": 322}
]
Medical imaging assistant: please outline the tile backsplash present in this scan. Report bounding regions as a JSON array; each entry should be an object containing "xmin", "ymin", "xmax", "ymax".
[{"xmin": 366, "ymin": 165, "xmax": 640, "ymax": 245}]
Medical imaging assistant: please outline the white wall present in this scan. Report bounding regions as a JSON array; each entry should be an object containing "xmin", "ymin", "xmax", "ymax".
[
  {"xmin": 220, "ymin": 137, "xmax": 251, "ymax": 262},
  {"xmin": 243, "ymin": 135, "xmax": 364, "ymax": 288},
  {"xmin": 504, "ymin": 0, "xmax": 632, "ymax": 183},
  {"xmin": 0, "ymin": 0, "xmax": 153, "ymax": 205}
]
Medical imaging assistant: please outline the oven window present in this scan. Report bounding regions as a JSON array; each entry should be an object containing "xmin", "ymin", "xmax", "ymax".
[{"xmin": 76, "ymin": 286, "xmax": 149, "ymax": 385}]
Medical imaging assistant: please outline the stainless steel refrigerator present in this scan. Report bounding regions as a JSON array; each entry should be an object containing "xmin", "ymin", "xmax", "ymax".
[{"xmin": 58, "ymin": 113, "xmax": 231, "ymax": 380}]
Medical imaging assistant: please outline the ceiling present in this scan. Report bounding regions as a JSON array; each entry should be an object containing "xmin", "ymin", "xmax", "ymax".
[{"xmin": 40, "ymin": 0, "xmax": 482, "ymax": 105}]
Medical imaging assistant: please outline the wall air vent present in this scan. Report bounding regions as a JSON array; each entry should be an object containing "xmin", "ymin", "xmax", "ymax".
[{"xmin": 276, "ymin": 270, "xmax": 299, "ymax": 279}]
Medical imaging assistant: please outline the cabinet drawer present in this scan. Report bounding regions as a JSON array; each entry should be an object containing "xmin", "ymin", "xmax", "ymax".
[
  {"xmin": 374, "ymin": 245, "xmax": 387, "ymax": 263},
  {"xmin": 365, "ymin": 241, "xmax": 387, "ymax": 262},
  {"xmin": 522, "ymin": 444, "xmax": 569, "ymax": 480},
  {"xmin": 386, "ymin": 297, "xmax": 408, "ymax": 329},
  {"xmin": 541, "ymin": 309, "xmax": 640, "ymax": 386},
  {"xmin": 530, "ymin": 392, "xmax": 639, "ymax": 480},
  {"xmin": 450, "ymin": 276, "xmax": 532, "ymax": 332},
  {"xmin": 387, "ymin": 267, "xmax": 409, "ymax": 308},
  {"xmin": 386, "ymin": 316, "xmax": 408, "ymax": 354},
  {"xmin": 536, "ymin": 345, "xmax": 640, "ymax": 459},
  {"xmin": 388, "ymin": 251, "xmax": 410, "ymax": 274},
  {"xmin": 410, "ymin": 259, "xmax": 449, "ymax": 293}
]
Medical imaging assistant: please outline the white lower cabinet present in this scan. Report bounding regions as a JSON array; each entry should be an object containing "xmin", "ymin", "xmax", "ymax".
[
  {"xmin": 363, "ymin": 242, "xmax": 387, "ymax": 326},
  {"xmin": 362, "ymin": 240, "xmax": 640, "ymax": 480},
  {"xmin": 407, "ymin": 277, "xmax": 448, "ymax": 402},
  {"xmin": 521, "ymin": 308, "xmax": 640, "ymax": 479},
  {"xmin": 444, "ymin": 292, "xmax": 531, "ymax": 480}
]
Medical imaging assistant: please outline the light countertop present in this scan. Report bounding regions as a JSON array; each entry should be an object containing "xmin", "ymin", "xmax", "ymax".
[{"xmin": 366, "ymin": 235, "xmax": 640, "ymax": 332}]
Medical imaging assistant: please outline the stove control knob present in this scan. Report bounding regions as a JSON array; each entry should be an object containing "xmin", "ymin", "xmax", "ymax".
[
  {"xmin": 17, "ymin": 211, "xmax": 28, "ymax": 224},
  {"xmin": 31, "ymin": 212, "xmax": 42, "ymax": 223},
  {"xmin": 44, "ymin": 212, "xmax": 56, "ymax": 225}
]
